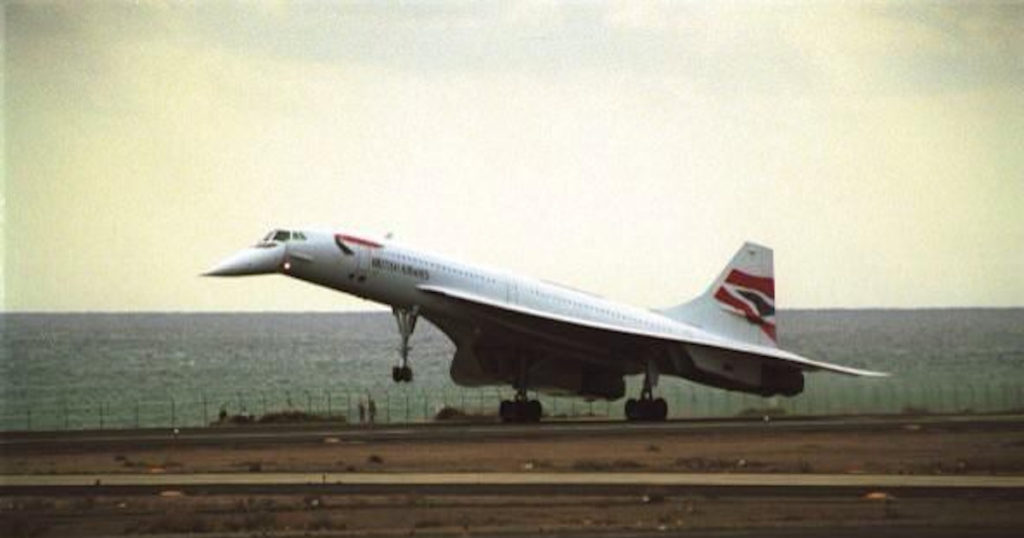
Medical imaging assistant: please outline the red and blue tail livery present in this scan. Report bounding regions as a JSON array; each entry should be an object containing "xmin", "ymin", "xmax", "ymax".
[{"xmin": 714, "ymin": 269, "xmax": 776, "ymax": 342}]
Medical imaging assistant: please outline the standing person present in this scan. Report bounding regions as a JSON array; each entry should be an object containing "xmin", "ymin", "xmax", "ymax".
[
  {"xmin": 357, "ymin": 401, "xmax": 366, "ymax": 424},
  {"xmin": 368, "ymin": 397, "xmax": 377, "ymax": 425}
]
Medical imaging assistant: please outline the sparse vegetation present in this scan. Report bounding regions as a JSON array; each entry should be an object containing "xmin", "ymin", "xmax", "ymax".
[
  {"xmin": 736, "ymin": 406, "xmax": 788, "ymax": 418},
  {"xmin": 674, "ymin": 457, "xmax": 766, "ymax": 471},
  {"xmin": 901, "ymin": 405, "xmax": 931, "ymax": 416},
  {"xmin": 212, "ymin": 409, "xmax": 347, "ymax": 426},
  {"xmin": 571, "ymin": 459, "xmax": 645, "ymax": 470},
  {"xmin": 433, "ymin": 406, "xmax": 491, "ymax": 421}
]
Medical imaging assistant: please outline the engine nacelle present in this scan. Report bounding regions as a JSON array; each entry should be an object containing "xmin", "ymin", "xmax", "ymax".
[
  {"xmin": 758, "ymin": 364, "xmax": 804, "ymax": 397},
  {"xmin": 580, "ymin": 366, "xmax": 626, "ymax": 400},
  {"xmin": 449, "ymin": 344, "xmax": 624, "ymax": 400},
  {"xmin": 526, "ymin": 359, "xmax": 625, "ymax": 400},
  {"xmin": 684, "ymin": 345, "xmax": 805, "ymax": 397}
]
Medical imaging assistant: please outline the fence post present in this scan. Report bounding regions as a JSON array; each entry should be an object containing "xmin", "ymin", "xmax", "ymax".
[
  {"xmin": 327, "ymin": 391, "xmax": 332, "ymax": 418},
  {"xmin": 63, "ymin": 400, "xmax": 69, "ymax": 431},
  {"xmin": 170, "ymin": 396, "xmax": 176, "ymax": 428},
  {"xmin": 135, "ymin": 400, "xmax": 140, "ymax": 428},
  {"xmin": 202, "ymin": 394, "xmax": 208, "ymax": 426},
  {"xmin": 99, "ymin": 401, "xmax": 105, "ymax": 430},
  {"xmin": 26, "ymin": 409, "xmax": 31, "ymax": 431}
]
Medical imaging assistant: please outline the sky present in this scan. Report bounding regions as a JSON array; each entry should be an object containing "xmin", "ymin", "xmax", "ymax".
[{"xmin": 3, "ymin": 0, "xmax": 1022, "ymax": 312}]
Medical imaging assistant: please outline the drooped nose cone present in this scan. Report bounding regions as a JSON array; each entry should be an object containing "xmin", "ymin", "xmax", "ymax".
[{"xmin": 204, "ymin": 244, "xmax": 285, "ymax": 276}]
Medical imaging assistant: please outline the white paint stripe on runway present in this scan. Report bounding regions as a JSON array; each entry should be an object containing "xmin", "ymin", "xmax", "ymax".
[{"xmin": 3, "ymin": 473, "xmax": 1023, "ymax": 488}]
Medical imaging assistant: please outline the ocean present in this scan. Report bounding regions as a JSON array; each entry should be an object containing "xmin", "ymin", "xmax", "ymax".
[{"xmin": 1, "ymin": 309, "xmax": 1022, "ymax": 430}]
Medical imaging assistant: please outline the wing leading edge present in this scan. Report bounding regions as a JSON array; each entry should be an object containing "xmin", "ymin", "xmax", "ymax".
[{"xmin": 417, "ymin": 284, "xmax": 889, "ymax": 378}]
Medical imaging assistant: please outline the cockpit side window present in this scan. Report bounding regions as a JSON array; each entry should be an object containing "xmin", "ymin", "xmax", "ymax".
[{"xmin": 273, "ymin": 230, "xmax": 291, "ymax": 242}]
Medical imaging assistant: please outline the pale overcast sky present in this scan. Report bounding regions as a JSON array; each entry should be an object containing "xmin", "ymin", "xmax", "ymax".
[{"xmin": 3, "ymin": 1, "xmax": 1022, "ymax": 312}]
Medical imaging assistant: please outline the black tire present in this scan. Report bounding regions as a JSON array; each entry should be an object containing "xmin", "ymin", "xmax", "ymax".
[
  {"xmin": 391, "ymin": 366, "xmax": 402, "ymax": 383},
  {"xmin": 653, "ymin": 397, "xmax": 668, "ymax": 421},
  {"xmin": 527, "ymin": 400, "xmax": 542, "ymax": 422},
  {"xmin": 625, "ymin": 398, "xmax": 638, "ymax": 421},
  {"xmin": 402, "ymin": 366, "xmax": 413, "ymax": 383},
  {"xmin": 499, "ymin": 400, "xmax": 512, "ymax": 421}
]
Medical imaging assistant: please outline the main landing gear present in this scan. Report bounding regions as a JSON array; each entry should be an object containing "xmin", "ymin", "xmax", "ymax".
[
  {"xmin": 391, "ymin": 306, "xmax": 418, "ymax": 383},
  {"xmin": 499, "ymin": 393, "xmax": 542, "ymax": 423},
  {"xmin": 499, "ymin": 357, "xmax": 543, "ymax": 422},
  {"xmin": 625, "ymin": 361, "xmax": 668, "ymax": 421}
]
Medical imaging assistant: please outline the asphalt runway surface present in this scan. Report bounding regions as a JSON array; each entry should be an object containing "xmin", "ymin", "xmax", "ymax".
[
  {"xmin": 3, "ymin": 415, "xmax": 1023, "ymax": 537},
  {"xmin": 3, "ymin": 413, "xmax": 1021, "ymax": 452},
  {"xmin": 3, "ymin": 471, "xmax": 1023, "ymax": 498}
]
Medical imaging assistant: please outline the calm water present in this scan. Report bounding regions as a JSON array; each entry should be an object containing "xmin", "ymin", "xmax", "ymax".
[{"xmin": 1, "ymin": 310, "xmax": 1022, "ymax": 429}]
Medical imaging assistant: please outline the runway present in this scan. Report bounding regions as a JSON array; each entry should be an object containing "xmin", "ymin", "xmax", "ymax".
[
  {"xmin": 4, "ymin": 415, "xmax": 1023, "ymax": 536},
  {"xmin": 3, "ymin": 413, "xmax": 1022, "ymax": 452},
  {"xmin": 4, "ymin": 471, "xmax": 1023, "ymax": 498}
]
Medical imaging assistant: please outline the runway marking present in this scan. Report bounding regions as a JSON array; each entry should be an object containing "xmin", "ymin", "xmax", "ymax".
[{"xmin": 3, "ymin": 472, "xmax": 1023, "ymax": 489}]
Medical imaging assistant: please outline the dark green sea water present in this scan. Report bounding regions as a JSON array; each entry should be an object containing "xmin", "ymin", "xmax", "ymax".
[{"xmin": 1, "ymin": 310, "xmax": 1021, "ymax": 430}]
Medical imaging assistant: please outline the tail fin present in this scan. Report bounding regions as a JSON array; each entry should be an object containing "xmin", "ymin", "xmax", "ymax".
[{"xmin": 663, "ymin": 242, "xmax": 778, "ymax": 347}]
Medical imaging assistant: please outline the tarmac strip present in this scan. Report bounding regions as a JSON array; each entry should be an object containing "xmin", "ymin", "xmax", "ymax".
[
  {"xmin": 4, "ymin": 414, "xmax": 1022, "ymax": 451},
  {"xmin": 4, "ymin": 472, "xmax": 1023, "ymax": 499}
]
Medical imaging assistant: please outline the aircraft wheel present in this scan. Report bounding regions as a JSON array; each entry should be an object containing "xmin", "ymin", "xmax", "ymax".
[
  {"xmin": 527, "ymin": 400, "xmax": 542, "ymax": 422},
  {"xmin": 499, "ymin": 400, "xmax": 512, "ymax": 421},
  {"xmin": 625, "ymin": 398, "xmax": 638, "ymax": 421},
  {"xmin": 653, "ymin": 398, "xmax": 668, "ymax": 421},
  {"xmin": 392, "ymin": 366, "xmax": 413, "ymax": 383}
]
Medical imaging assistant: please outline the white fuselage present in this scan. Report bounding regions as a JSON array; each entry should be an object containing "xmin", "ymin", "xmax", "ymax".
[{"xmin": 283, "ymin": 230, "xmax": 687, "ymax": 342}]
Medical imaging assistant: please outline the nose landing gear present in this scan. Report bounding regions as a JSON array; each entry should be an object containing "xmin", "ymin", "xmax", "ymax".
[{"xmin": 391, "ymin": 306, "xmax": 418, "ymax": 383}]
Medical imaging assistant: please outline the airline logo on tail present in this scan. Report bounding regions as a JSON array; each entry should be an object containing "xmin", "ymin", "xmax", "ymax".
[{"xmin": 714, "ymin": 269, "xmax": 776, "ymax": 342}]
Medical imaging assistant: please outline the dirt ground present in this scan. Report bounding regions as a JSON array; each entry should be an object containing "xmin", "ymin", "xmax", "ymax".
[
  {"xmin": 5, "ymin": 493, "xmax": 1024, "ymax": 537},
  {"xmin": 4, "ymin": 423, "xmax": 1023, "ymax": 476},
  {"xmin": 3, "ymin": 417, "xmax": 1024, "ymax": 536}
]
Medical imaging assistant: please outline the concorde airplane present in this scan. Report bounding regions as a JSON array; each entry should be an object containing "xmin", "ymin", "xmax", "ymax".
[{"xmin": 206, "ymin": 229, "xmax": 887, "ymax": 422}]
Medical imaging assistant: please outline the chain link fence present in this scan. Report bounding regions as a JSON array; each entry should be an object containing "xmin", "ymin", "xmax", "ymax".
[{"xmin": 2, "ymin": 376, "xmax": 1021, "ymax": 432}]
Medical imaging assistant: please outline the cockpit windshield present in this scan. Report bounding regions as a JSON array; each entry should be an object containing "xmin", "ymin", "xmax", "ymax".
[{"xmin": 259, "ymin": 229, "xmax": 306, "ymax": 245}]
